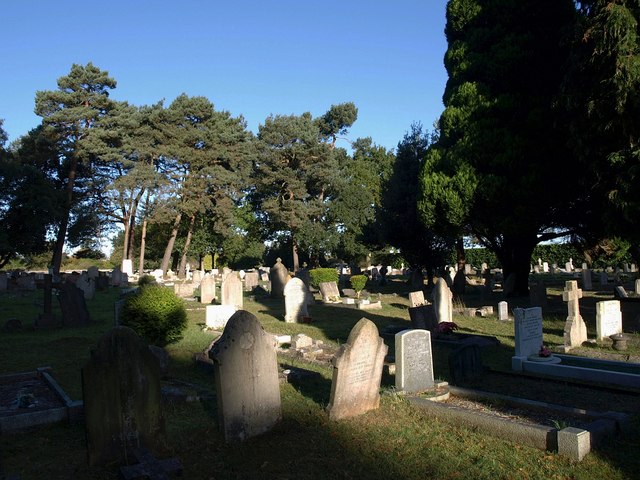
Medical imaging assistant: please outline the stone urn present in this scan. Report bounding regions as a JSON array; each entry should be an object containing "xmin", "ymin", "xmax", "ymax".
[{"xmin": 610, "ymin": 333, "xmax": 628, "ymax": 351}]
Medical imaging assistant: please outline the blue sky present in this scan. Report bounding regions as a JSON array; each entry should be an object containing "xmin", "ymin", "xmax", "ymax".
[{"xmin": 1, "ymin": 0, "xmax": 449, "ymax": 153}]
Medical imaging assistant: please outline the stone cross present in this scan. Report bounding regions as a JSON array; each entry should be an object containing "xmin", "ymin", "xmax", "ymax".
[{"xmin": 562, "ymin": 280, "xmax": 587, "ymax": 349}]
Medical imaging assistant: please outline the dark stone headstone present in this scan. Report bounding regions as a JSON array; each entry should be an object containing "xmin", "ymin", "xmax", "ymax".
[
  {"xmin": 82, "ymin": 327, "xmax": 166, "ymax": 466},
  {"xmin": 408, "ymin": 305, "xmax": 437, "ymax": 331},
  {"xmin": 58, "ymin": 281, "xmax": 90, "ymax": 326},
  {"xmin": 448, "ymin": 343, "xmax": 484, "ymax": 384}
]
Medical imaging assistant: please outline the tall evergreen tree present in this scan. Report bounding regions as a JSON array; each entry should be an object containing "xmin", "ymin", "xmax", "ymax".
[{"xmin": 419, "ymin": 0, "xmax": 577, "ymax": 295}]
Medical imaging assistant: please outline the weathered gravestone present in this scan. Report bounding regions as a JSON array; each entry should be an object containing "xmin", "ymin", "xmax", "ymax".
[
  {"xmin": 221, "ymin": 272, "xmax": 243, "ymax": 309},
  {"xmin": 408, "ymin": 304, "xmax": 436, "ymax": 331},
  {"xmin": 562, "ymin": 281, "xmax": 588, "ymax": 349},
  {"xmin": 395, "ymin": 329, "xmax": 434, "ymax": 394},
  {"xmin": 581, "ymin": 267, "xmax": 593, "ymax": 291},
  {"xmin": 76, "ymin": 272, "xmax": 95, "ymax": 300},
  {"xmin": 199, "ymin": 274, "xmax": 216, "ymax": 304},
  {"xmin": 449, "ymin": 343, "xmax": 484, "ymax": 384},
  {"xmin": 596, "ymin": 300, "xmax": 622, "ymax": 341},
  {"xmin": 408, "ymin": 290, "xmax": 426, "ymax": 308},
  {"xmin": 284, "ymin": 277, "xmax": 308, "ymax": 323},
  {"xmin": 327, "ymin": 318, "xmax": 388, "ymax": 420},
  {"xmin": 243, "ymin": 271, "xmax": 259, "ymax": 292},
  {"xmin": 529, "ymin": 281, "xmax": 548, "ymax": 308},
  {"xmin": 205, "ymin": 305, "xmax": 237, "ymax": 329},
  {"xmin": 295, "ymin": 264, "xmax": 311, "ymax": 287},
  {"xmin": 0, "ymin": 272, "xmax": 7, "ymax": 291},
  {"xmin": 36, "ymin": 274, "xmax": 57, "ymax": 328},
  {"xmin": 208, "ymin": 311, "xmax": 282, "ymax": 442},
  {"xmin": 432, "ymin": 278, "xmax": 453, "ymax": 324},
  {"xmin": 58, "ymin": 281, "xmax": 91, "ymax": 326},
  {"xmin": 269, "ymin": 258, "xmax": 289, "ymax": 298},
  {"xmin": 636, "ymin": 279, "xmax": 640, "ymax": 296},
  {"xmin": 319, "ymin": 281, "xmax": 341, "ymax": 303},
  {"xmin": 409, "ymin": 269, "xmax": 424, "ymax": 292},
  {"xmin": 82, "ymin": 327, "xmax": 166, "ymax": 466},
  {"xmin": 192, "ymin": 270, "xmax": 203, "ymax": 283},
  {"xmin": 498, "ymin": 301, "xmax": 509, "ymax": 321},
  {"xmin": 173, "ymin": 282, "xmax": 196, "ymax": 298}
]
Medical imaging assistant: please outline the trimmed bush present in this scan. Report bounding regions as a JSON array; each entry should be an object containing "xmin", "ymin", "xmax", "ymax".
[
  {"xmin": 350, "ymin": 275, "xmax": 368, "ymax": 296},
  {"xmin": 309, "ymin": 268, "xmax": 339, "ymax": 289},
  {"xmin": 138, "ymin": 274, "xmax": 157, "ymax": 287},
  {"xmin": 121, "ymin": 285, "xmax": 187, "ymax": 346}
]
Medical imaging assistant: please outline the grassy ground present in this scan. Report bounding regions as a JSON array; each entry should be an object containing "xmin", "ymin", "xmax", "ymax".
[{"xmin": 0, "ymin": 276, "xmax": 639, "ymax": 479}]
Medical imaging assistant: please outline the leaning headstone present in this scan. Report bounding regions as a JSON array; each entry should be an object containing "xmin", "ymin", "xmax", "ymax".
[
  {"xmin": 408, "ymin": 290, "xmax": 425, "ymax": 307},
  {"xmin": 319, "ymin": 281, "xmax": 341, "ymax": 303},
  {"xmin": 596, "ymin": 300, "xmax": 622, "ymax": 341},
  {"xmin": 614, "ymin": 285, "xmax": 629, "ymax": 299},
  {"xmin": 327, "ymin": 318, "xmax": 387, "ymax": 420},
  {"xmin": 208, "ymin": 311, "xmax": 282, "ymax": 442},
  {"xmin": 432, "ymin": 278, "xmax": 453, "ymax": 324},
  {"xmin": 284, "ymin": 277, "xmax": 308, "ymax": 323},
  {"xmin": 581, "ymin": 268, "xmax": 593, "ymax": 291},
  {"xmin": 395, "ymin": 329, "xmax": 434, "ymax": 394},
  {"xmin": 497, "ymin": 301, "xmax": 509, "ymax": 321},
  {"xmin": 512, "ymin": 307, "xmax": 543, "ymax": 369},
  {"xmin": 82, "ymin": 326, "xmax": 166, "ymax": 466},
  {"xmin": 221, "ymin": 272, "xmax": 243, "ymax": 309},
  {"xmin": 200, "ymin": 274, "xmax": 216, "ymax": 304},
  {"xmin": 58, "ymin": 281, "xmax": 91, "ymax": 326},
  {"xmin": 269, "ymin": 258, "xmax": 289, "ymax": 298},
  {"xmin": 562, "ymin": 281, "xmax": 587, "ymax": 348}
]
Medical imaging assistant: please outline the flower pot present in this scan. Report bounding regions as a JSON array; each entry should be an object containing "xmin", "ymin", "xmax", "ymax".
[{"xmin": 610, "ymin": 333, "xmax": 628, "ymax": 351}]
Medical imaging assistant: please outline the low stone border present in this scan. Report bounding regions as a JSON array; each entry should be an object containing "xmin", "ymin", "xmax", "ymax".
[{"xmin": 405, "ymin": 386, "xmax": 629, "ymax": 461}]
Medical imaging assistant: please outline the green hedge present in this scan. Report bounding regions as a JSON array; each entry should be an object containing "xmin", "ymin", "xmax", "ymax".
[
  {"xmin": 349, "ymin": 274, "xmax": 368, "ymax": 294},
  {"xmin": 309, "ymin": 268, "xmax": 339, "ymax": 289},
  {"xmin": 121, "ymin": 285, "xmax": 187, "ymax": 346}
]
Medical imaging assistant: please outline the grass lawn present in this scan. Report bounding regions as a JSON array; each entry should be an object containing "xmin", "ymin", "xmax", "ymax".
[{"xmin": 0, "ymin": 276, "xmax": 638, "ymax": 479}]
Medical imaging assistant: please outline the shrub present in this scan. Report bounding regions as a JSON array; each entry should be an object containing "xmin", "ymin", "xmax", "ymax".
[
  {"xmin": 349, "ymin": 275, "xmax": 368, "ymax": 296},
  {"xmin": 138, "ymin": 274, "xmax": 157, "ymax": 287},
  {"xmin": 309, "ymin": 268, "xmax": 339, "ymax": 289},
  {"xmin": 121, "ymin": 285, "xmax": 187, "ymax": 346}
]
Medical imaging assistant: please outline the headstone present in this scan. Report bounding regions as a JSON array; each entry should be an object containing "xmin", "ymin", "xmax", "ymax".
[
  {"xmin": 581, "ymin": 268, "xmax": 592, "ymax": 291},
  {"xmin": 614, "ymin": 285, "xmax": 629, "ymax": 299},
  {"xmin": 432, "ymin": 278, "xmax": 453, "ymax": 324},
  {"xmin": 636, "ymin": 279, "xmax": 640, "ymax": 296},
  {"xmin": 513, "ymin": 307, "xmax": 543, "ymax": 359},
  {"xmin": 562, "ymin": 281, "xmax": 587, "ymax": 348},
  {"xmin": 498, "ymin": 301, "xmax": 509, "ymax": 321},
  {"xmin": 408, "ymin": 305, "xmax": 436, "ymax": 331},
  {"xmin": 319, "ymin": 281, "xmax": 341, "ymax": 303},
  {"xmin": 121, "ymin": 259, "xmax": 134, "ymax": 276},
  {"xmin": 565, "ymin": 262, "xmax": 573, "ymax": 273},
  {"xmin": 543, "ymin": 262, "xmax": 549, "ymax": 273},
  {"xmin": 58, "ymin": 281, "xmax": 91, "ymax": 326},
  {"xmin": 37, "ymin": 274, "xmax": 57, "ymax": 328},
  {"xmin": 283, "ymin": 277, "xmax": 308, "ymax": 323},
  {"xmin": 173, "ymin": 282, "xmax": 196, "ymax": 298},
  {"xmin": 192, "ymin": 270, "xmax": 203, "ymax": 283},
  {"xmin": 82, "ymin": 326, "xmax": 166, "ymax": 466},
  {"xmin": 208, "ymin": 311, "xmax": 282, "ymax": 442},
  {"xmin": 221, "ymin": 273, "xmax": 243, "ymax": 309},
  {"xmin": 260, "ymin": 272, "xmax": 269, "ymax": 282},
  {"xmin": 327, "ymin": 318, "xmax": 387, "ymax": 420},
  {"xmin": 244, "ymin": 271, "xmax": 259, "ymax": 292},
  {"xmin": 205, "ymin": 305, "xmax": 238, "ymax": 329},
  {"xmin": 452, "ymin": 269, "xmax": 466, "ymax": 296},
  {"xmin": 87, "ymin": 266, "xmax": 99, "ymax": 279},
  {"xmin": 449, "ymin": 343, "xmax": 484, "ymax": 384},
  {"xmin": 395, "ymin": 329, "xmax": 434, "ymax": 394},
  {"xmin": 408, "ymin": 290, "xmax": 425, "ymax": 307},
  {"xmin": 269, "ymin": 258, "xmax": 289, "ymax": 298},
  {"xmin": 199, "ymin": 274, "xmax": 216, "ymax": 304},
  {"xmin": 599, "ymin": 272, "xmax": 608, "ymax": 286},
  {"xmin": 481, "ymin": 262, "xmax": 488, "ymax": 274},
  {"xmin": 409, "ymin": 269, "xmax": 424, "ymax": 291},
  {"xmin": 0, "ymin": 272, "xmax": 6, "ymax": 291},
  {"xmin": 295, "ymin": 264, "xmax": 311, "ymax": 287},
  {"xmin": 76, "ymin": 272, "xmax": 95, "ymax": 300},
  {"xmin": 595, "ymin": 300, "xmax": 622, "ymax": 341},
  {"xmin": 529, "ymin": 281, "xmax": 547, "ymax": 308},
  {"xmin": 110, "ymin": 267, "xmax": 123, "ymax": 287}
]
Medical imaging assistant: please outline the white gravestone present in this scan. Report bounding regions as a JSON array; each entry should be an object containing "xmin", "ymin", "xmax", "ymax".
[
  {"xmin": 200, "ymin": 274, "xmax": 216, "ymax": 304},
  {"xmin": 208, "ymin": 311, "xmax": 282, "ymax": 442},
  {"xmin": 121, "ymin": 259, "xmax": 134, "ymax": 276},
  {"xmin": 498, "ymin": 301, "xmax": 509, "ymax": 321},
  {"xmin": 283, "ymin": 278, "xmax": 308, "ymax": 323},
  {"xmin": 543, "ymin": 262, "xmax": 549, "ymax": 273},
  {"xmin": 395, "ymin": 330, "xmax": 434, "ymax": 394},
  {"xmin": 408, "ymin": 290, "xmax": 425, "ymax": 308},
  {"xmin": 595, "ymin": 300, "xmax": 622, "ymax": 341},
  {"xmin": 562, "ymin": 281, "xmax": 587, "ymax": 348},
  {"xmin": 512, "ymin": 307, "xmax": 544, "ymax": 371},
  {"xmin": 221, "ymin": 273, "xmax": 243, "ymax": 309},
  {"xmin": 206, "ymin": 305, "xmax": 238, "ymax": 329},
  {"xmin": 432, "ymin": 278, "xmax": 453, "ymax": 323},
  {"xmin": 327, "ymin": 318, "xmax": 387, "ymax": 420}
]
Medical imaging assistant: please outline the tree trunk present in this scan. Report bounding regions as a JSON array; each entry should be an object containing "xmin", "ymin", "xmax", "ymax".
[
  {"xmin": 161, "ymin": 212, "xmax": 182, "ymax": 277},
  {"xmin": 455, "ymin": 237, "xmax": 466, "ymax": 272},
  {"xmin": 178, "ymin": 214, "xmax": 196, "ymax": 278},
  {"xmin": 51, "ymin": 156, "xmax": 78, "ymax": 276},
  {"xmin": 127, "ymin": 216, "xmax": 136, "ymax": 261},
  {"xmin": 121, "ymin": 218, "xmax": 131, "ymax": 262},
  {"xmin": 496, "ymin": 237, "xmax": 537, "ymax": 297},
  {"xmin": 138, "ymin": 216, "xmax": 148, "ymax": 275}
]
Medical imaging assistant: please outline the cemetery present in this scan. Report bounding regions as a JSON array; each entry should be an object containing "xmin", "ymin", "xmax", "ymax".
[{"xmin": 0, "ymin": 265, "xmax": 638, "ymax": 479}]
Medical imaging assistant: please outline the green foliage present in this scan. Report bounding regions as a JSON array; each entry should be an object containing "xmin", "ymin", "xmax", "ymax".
[
  {"xmin": 137, "ymin": 274, "xmax": 157, "ymax": 287},
  {"xmin": 120, "ymin": 285, "xmax": 187, "ymax": 346},
  {"xmin": 349, "ymin": 274, "xmax": 367, "ymax": 294},
  {"xmin": 309, "ymin": 268, "xmax": 339, "ymax": 289}
]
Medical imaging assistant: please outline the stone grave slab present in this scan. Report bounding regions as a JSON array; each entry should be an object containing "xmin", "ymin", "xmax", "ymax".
[
  {"xmin": 327, "ymin": 318, "xmax": 388, "ymax": 420},
  {"xmin": 596, "ymin": 300, "xmax": 622, "ymax": 341},
  {"xmin": 283, "ymin": 277, "xmax": 308, "ymax": 323},
  {"xmin": 395, "ymin": 329, "xmax": 434, "ymax": 394},
  {"xmin": 208, "ymin": 310, "xmax": 281, "ymax": 442},
  {"xmin": 82, "ymin": 327, "xmax": 166, "ymax": 466}
]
